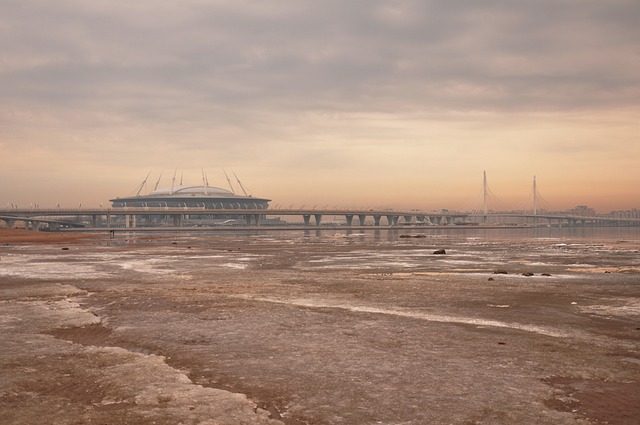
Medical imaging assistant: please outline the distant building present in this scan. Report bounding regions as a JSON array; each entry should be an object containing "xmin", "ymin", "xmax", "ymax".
[
  {"xmin": 567, "ymin": 205, "xmax": 596, "ymax": 217},
  {"xmin": 110, "ymin": 185, "xmax": 270, "ymax": 209},
  {"xmin": 609, "ymin": 209, "xmax": 640, "ymax": 219}
]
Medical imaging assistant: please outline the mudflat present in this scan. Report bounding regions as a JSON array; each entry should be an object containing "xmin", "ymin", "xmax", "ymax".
[
  {"xmin": 0, "ymin": 228, "xmax": 100, "ymax": 244},
  {"xmin": 1, "ymin": 230, "xmax": 639, "ymax": 424}
]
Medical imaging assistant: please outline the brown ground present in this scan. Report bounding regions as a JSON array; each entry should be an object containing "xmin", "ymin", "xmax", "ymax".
[
  {"xmin": 1, "ymin": 231, "xmax": 639, "ymax": 424},
  {"xmin": 0, "ymin": 228, "xmax": 101, "ymax": 244}
]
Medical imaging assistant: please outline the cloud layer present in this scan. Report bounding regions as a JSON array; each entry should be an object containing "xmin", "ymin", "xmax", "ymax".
[{"xmin": 1, "ymin": 0, "xmax": 639, "ymax": 210}]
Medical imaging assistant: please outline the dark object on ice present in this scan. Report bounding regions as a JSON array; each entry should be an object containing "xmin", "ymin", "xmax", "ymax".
[
  {"xmin": 61, "ymin": 247, "xmax": 69, "ymax": 251},
  {"xmin": 172, "ymin": 242, "xmax": 178, "ymax": 245},
  {"xmin": 541, "ymin": 273, "xmax": 552, "ymax": 276},
  {"xmin": 400, "ymin": 234, "xmax": 426, "ymax": 238},
  {"xmin": 433, "ymin": 249, "xmax": 446, "ymax": 255},
  {"xmin": 494, "ymin": 270, "xmax": 508, "ymax": 274},
  {"xmin": 498, "ymin": 341, "xmax": 507, "ymax": 345},
  {"xmin": 522, "ymin": 272, "xmax": 534, "ymax": 277},
  {"xmin": 488, "ymin": 277, "xmax": 495, "ymax": 281}
]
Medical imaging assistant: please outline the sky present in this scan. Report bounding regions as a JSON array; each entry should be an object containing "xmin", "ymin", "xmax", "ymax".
[{"xmin": 1, "ymin": 0, "xmax": 639, "ymax": 213}]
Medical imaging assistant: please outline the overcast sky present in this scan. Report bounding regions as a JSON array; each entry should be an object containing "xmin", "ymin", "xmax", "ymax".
[{"xmin": 1, "ymin": 0, "xmax": 639, "ymax": 212}]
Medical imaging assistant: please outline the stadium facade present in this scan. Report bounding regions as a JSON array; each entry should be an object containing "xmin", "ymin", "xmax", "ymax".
[{"xmin": 110, "ymin": 185, "xmax": 270, "ymax": 209}]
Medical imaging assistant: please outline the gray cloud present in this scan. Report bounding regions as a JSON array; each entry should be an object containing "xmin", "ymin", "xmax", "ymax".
[
  {"xmin": 3, "ymin": 0, "xmax": 639, "ymax": 122},
  {"xmin": 1, "ymin": 0, "xmax": 639, "ymax": 210}
]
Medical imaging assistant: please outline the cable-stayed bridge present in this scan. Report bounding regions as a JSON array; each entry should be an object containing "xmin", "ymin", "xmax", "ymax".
[{"xmin": 463, "ymin": 171, "xmax": 548, "ymax": 216}]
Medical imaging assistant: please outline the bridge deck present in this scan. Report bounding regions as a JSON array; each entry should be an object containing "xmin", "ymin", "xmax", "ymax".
[{"xmin": 1, "ymin": 208, "xmax": 638, "ymax": 230}]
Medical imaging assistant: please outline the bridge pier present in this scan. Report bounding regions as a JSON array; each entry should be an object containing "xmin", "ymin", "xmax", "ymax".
[
  {"xmin": 245, "ymin": 214, "xmax": 260, "ymax": 226},
  {"xmin": 345, "ymin": 215, "xmax": 353, "ymax": 226},
  {"xmin": 358, "ymin": 214, "xmax": 367, "ymax": 226},
  {"xmin": 302, "ymin": 214, "xmax": 322, "ymax": 226},
  {"xmin": 143, "ymin": 215, "xmax": 153, "ymax": 227},
  {"xmin": 373, "ymin": 215, "xmax": 381, "ymax": 226},
  {"xmin": 386, "ymin": 215, "xmax": 399, "ymax": 226}
]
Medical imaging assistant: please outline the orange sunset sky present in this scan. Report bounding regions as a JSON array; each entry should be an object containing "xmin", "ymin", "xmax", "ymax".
[{"xmin": 1, "ymin": 1, "xmax": 639, "ymax": 213}]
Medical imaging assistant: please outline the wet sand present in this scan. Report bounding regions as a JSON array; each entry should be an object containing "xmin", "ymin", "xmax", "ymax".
[{"xmin": 1, "ymin": 231, "xmax": 639, "ymax": 424}]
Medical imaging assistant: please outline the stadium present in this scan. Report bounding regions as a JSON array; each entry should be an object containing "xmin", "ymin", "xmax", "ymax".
[{"xmin": 109, "ymin": 173, "xmax": 270, "ymax": 209}]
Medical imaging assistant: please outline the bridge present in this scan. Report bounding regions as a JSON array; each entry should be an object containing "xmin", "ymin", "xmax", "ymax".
[
  {"xmin": 2, "ymin": 172, "xmax": 638, "ymax": 231},
  {"xmin": 0, "ymin": 207, "xmax": 638, "ymax": 231}
]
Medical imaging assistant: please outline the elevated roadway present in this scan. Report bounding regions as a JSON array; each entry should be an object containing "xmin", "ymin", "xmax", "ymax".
[{"xmin": 1, "ymin": 207, "xmax": 638, "ymax": 230}]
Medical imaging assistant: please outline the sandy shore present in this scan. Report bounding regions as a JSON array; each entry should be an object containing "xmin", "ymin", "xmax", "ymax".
[{"xmin": 1, "ymin": 231, "xmax": 639, "ymax": 424}]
